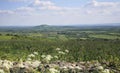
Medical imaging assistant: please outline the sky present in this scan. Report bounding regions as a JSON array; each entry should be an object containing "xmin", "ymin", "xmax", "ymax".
[{"xmin": 0, "ymin": 0, "xmax": 120, "ymax": 26}]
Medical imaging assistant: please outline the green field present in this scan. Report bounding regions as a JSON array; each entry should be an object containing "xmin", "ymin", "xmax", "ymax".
[
  {"xmin": 89, "ymin": 34, "xmax": 120, "ymax": 39},
  {"xmin": 0, "ymin": 35, "xmax": 13, "ymax": 40}
]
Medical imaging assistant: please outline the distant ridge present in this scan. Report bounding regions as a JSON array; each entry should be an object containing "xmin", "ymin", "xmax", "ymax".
[
  {"xmin": 34, "ymin": 24, "xmax": 49, "ymax": 27},
  {"xmin": 34, "ymin": 23, "xmax": 120, "ymax": 27}
]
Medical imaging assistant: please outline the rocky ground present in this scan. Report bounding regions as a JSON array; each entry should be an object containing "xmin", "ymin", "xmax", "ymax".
[
  {"xmin": 0, "ymin": 50, "xmax": 119, "ymax": 73},
  {"xmin": 0, "ymin": 59, "xmax": 119, "ymax": 73}
]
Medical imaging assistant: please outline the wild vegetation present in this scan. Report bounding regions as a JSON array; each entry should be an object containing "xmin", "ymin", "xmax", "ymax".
[{"xmin": 0, "ymin": 25, "xmax": 120, "ymax": 73}]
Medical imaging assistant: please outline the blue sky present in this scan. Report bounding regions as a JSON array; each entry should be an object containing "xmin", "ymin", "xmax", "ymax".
[{"xmin": 0, "ymin": 0, "xmax": 120, "ymax": 26}]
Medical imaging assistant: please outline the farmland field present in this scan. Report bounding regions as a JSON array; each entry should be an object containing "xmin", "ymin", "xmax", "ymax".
[{"xmin": 89, "ymin": 34, "xmax": 120, "ymax": 39}]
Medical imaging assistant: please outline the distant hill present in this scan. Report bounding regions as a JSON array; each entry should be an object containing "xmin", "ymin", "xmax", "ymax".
[{"xmin": 34, "ymin": 24, "xmax": 50, "ymax": 28}]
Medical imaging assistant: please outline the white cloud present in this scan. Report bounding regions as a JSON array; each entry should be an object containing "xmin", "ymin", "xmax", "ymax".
[
  {"xmin": 86, "ymin": 0, "xmax": 118, "ymax": 7},
  {"xmin": 34, "ymin": 0, "xmax": 54, "ymax": 6},
  {"xmin": 85, "ymin": 0, "xmax": 120, "ymax": 15},
  {"xmin": 7, "ymin": 0, "xmax": 30, "ymax": 2},
  {"xmin": 28, "ymin": 0, "xmax": 62, "ymax": 11},
  {"xmin": 14, "ymin": 7, "xmax": 35, "ymax": 15},
  {"xmin": 16, "ymin": 7, "xmax": 35, "ymax": 12},
  {"xmin": 0, "ymin": 10, "xmax": 14, "ymax": 15}
]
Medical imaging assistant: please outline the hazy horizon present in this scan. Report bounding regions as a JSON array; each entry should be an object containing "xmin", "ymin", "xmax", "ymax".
[
  {"xmin": 0, "ymin": 23, "xmax": 120, "ymax": 27},
  {"xmin": 0, "ymin": 0, "xmax": 120, "ymax": 26}
]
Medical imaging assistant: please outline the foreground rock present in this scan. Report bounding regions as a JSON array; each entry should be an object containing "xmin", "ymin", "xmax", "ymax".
[{"xmin": 0, "ymin": 60, "xmax": 119, "ymax": 73}]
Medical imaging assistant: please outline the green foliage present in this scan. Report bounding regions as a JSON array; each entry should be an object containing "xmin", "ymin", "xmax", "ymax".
[{"xmin": 0, "ymin": 37, "xmax": 120, "ymax": 62}]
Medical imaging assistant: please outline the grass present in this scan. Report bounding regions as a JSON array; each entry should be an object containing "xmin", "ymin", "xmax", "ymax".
[
  {"xmin": 0, "ymin": 36, "xmax": 13, "ymax": 40},
  {"xmin": 28, "ymin": 33, "xmax": 42, "ymax": 37},
  {"xmin": 109, "ymin": 33, "xmax": 120, "ymax": 35},
  {"xmin": 81, "ymin": 31, "xmax": 106, "ymax": 33},
  {"xmin": 57, "ymin": 35, "xmax": 68, "ymax": 41},
  {"xmin": 89, "ymin": 34, "xmax": 120, "ymax": 39},
  {"xmin": 80, "ymin": 38, "xmax": 88, "ymax": 40}
]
